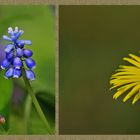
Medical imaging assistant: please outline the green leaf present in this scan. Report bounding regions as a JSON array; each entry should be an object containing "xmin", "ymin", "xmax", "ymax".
[
  {"xmin": 0, "ymin": 71, "xmax": 13, "ymax": 130},
  {"xmin": 27, "ymin": 93, "xmax": 55, "ymax": 134},
  {"xmin": 37, "ymin": 93, "xmax": 55, "ymax": 130},
  {"xmin": 36, "ymin": 91, "xmax": 55, "ymax": 108}
]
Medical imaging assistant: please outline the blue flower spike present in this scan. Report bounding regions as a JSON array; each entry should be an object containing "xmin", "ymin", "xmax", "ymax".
[{"xmin": 1, "ymin": 27, "xmax": 36, "ymax": 81}]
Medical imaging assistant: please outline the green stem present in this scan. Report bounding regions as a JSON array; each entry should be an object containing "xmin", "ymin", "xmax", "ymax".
[{"xmin": 22, "ymin": 68, "xmax": 52, "ymax": 134}]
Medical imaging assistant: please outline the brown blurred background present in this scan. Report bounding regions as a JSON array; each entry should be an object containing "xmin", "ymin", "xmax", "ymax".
[{"xmin": 59, "ymin": 6, "xmax": 140, "ymax": 134}]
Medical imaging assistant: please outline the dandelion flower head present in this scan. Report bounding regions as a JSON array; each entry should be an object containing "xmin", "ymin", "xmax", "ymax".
[{"xmin": 110, "ymin": 53, "xmax": 140, "ymax": 104}]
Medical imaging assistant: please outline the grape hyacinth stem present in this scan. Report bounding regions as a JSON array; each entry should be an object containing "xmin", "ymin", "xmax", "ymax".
[{"xmin": 22, "ymin": 68, "xmax": 52, "ymax": 134}]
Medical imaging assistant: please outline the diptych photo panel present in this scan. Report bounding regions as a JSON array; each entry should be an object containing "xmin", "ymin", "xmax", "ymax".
[
  {"xmin": 0, "ymin": 5, "xmax": 55, "ymax": 134},
  {"xmin": 59, "ymin": 5, "xmax": 140, "ymax": 134}
]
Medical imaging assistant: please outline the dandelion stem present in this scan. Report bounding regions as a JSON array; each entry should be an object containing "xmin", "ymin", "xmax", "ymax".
[{"xmin": 22, "ymin": 68, "xmax": 52, "ymax": 134}]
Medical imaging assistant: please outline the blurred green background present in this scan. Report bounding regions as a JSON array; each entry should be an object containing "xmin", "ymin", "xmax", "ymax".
[
  {"xmin": 59, "ymin": 6, "xmax": 140, "ymax": 134},
  {"xmin": 0, "ymin": 6, "xmax": 55, "ymax": 134}
]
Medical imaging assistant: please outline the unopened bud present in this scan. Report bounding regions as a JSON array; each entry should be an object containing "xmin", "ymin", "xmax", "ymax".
[{"xmin": 0, "ymin": 116, "xmax": 5, "ymax": 124}]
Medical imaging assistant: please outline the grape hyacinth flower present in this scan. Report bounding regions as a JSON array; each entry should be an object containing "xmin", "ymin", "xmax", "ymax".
[
  {"xmin": 1, "ymin": 27, "xmax": 36, "ymax": 80},
  {"xmin": 0, "ymin": 27, "xmax": 52, "ymax": 134}
]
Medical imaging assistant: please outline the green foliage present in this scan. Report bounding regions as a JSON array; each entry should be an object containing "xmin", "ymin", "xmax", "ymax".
[{"xmin": 0, "ymin": 71, "xmax": 13, "ymax": 131}]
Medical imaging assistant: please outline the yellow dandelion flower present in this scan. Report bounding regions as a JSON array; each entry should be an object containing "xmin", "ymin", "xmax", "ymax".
[{"xmin": 110, "ymin": 53, "xmax": 140, "ymax": 104}]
